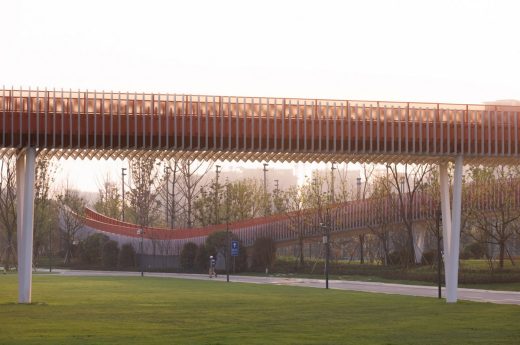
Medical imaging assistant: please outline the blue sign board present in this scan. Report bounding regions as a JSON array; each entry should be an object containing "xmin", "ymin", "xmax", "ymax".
[{"xmin": 231, "ymin": 240, "xmax": 239, "ymax": 256}]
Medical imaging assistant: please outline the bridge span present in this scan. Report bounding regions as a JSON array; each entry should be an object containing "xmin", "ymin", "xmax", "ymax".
[{"xmin": 3, "ymin": 87, "xmax": 520, "ymax": 303}]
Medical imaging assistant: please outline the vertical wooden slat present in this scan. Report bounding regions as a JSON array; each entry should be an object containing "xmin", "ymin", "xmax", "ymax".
[
  {"xmin": 333, "ymin": 103, "xmax": 337, "ymax": 153},
  {"xmin": 258, "ymin": 97, "xmax": 262, "ymax": 151},
  {"xmin": 134, "ymin": 92, "xmax": 138, "ymax": 149},
  {"xmin": 501, "ymin": 109, "xmax": 505, "ymax": 156},
  {"xmin": 109, "ymin": 91, "xmax": 114, "ymax": 149},
  {"xmin": 325, "ymin": 102, "xmax": 329, "ymax": 152},
  {"xmin": 418, "ymin": 107, "xmax": 423, "ymax": 154},
  {"xmin": 181, "ymin": 95, "xmax": 186, "ymax": 150},
  {"xmin": 347, "ymin": 101, "xmax": 352, "ymax": 153},
  {"xmin": 383, "ymin": 105, "xmax": 387, "ymax": 153},
  {"xmin": 340, "ymin": 103, "xmax": 344, "ymax": 152},
  {"xmin": 158, "ymin": 93, "xmax": 162, "ymax": 149},
  {"xmin": 189, "ymin": 95, "xmax": 193, "ymax": 149},
  {"xmin": 1, "ymin": 87, "xmax": 4, "ymax": 147},
  {"xmin": 312, "ymin": 100, "xmax": 316, "ymax": 152},
  {"xmin": 234, "ymin": 98, "xmax": 238, "ymax": 151},
  {"xmin": 166, "ymin": 94, "xmax": 170, "ymax": 149},
  {"xmin": 431, "ymin": 104, "xmax": 434, "ymax": 154},
  {"xmin": 369, "ymin": 104, "xmax": 373, "ymax": 152},
  {"xmin": 52, "ymin": 88, "xmax": 56, "ymax": 148},
  {"xmin": 282, "ymin": 99, "xmax": 286, "ymax": 151},
  {"xmin": 266, "ymin": 98, "xmax": 270, "ymax": 152},
  {"xmin": 251, "ymin": 97, "xmax": 257, "ymax": 151},
  {"xmin": 198, "ymin": 95, "xmax": 202, "ymax": 149},
  {"xmin": 425, "ymin": 107, "xmax": 429, "ymax": 154},
  {"xmin": 78, "ymin": 90, "xmax": 82, "ymax": 148},
  {"xmin": 515, "ymin": 111, "xmax": 518, "ymax": 155},
  {"xmin": 376, "ymin": 102, "xmax": 380, "ymax": 152},
  {"xmin": 466, "ymin": 106, "xmax": 471, "ymax": 155},
  {"xmin": 61, "ymin": 89, "xmax": 65, "ymax": 148},
  {"xmin": 101, "ymin": 90, "xmax": 106, "ymax": 149},
  {"xmin": 494, "ymin": 109, "xmax": 498, "ymax": 156},
  {"xmin": 296, "ymin": 100, "xmax": 301, "ymax": 152},
  {"xmin": 211, "ymin": 96, "xmax": 216, "ymax": 150}
]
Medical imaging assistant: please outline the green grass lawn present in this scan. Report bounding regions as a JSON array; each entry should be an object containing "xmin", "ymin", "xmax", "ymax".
[{"xmin": 1, "ymin": 275, "xmax": 519, "ymax": 345}]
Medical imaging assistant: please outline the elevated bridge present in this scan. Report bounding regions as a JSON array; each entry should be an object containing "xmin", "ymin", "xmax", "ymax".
[
  {"xmin": 81, "ymin": 178, "xmax": 520, "ymax": 263},
  {"xmin": 3, "ymin": 87, "xmax": 520, "ymax": 303}
]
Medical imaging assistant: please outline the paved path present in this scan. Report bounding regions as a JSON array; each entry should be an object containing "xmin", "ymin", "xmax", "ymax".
[{"xmin": 49, "ymin": 269, "xmax": 520, "ymax": 305}]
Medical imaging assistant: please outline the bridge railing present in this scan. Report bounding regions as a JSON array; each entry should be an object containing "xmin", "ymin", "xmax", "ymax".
[{"xmin": 2, "ymin": 88, "xmax": 520, "ymax": 160}]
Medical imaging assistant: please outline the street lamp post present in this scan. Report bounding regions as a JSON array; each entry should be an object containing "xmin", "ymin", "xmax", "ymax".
[
  {"xmin": 121, "ymin": 167, "xmax": 127, "ymax": 222},
  {"xmin": 226, "ymin": 179, "xmax": 230, "ymax": 283},
  {"xmin": 320, "ymin": 222, "xmax": 330, "ymax": 289},
  {"xmin": 164, "ymin": 165, "xmax": 170, "ymax": 227},
  {"xmin": 437, "ymin": 209, "xmax": 443, "ymax": 299},
  {"xmin": 215, "ymin": 165, "xmax": 222, "ymax": 224},
  {"xmin": 137, "ymin": 228, "xmax": 144, "ymax": 277},
  {"xmin": 263, "ymin": 163, "xmax": 269, "ymax": 216}
]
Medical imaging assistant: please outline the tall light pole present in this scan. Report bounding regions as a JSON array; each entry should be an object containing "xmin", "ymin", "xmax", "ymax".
[
  {"xmin": 330, "ymin": 162, "xmax": 336, "ymax": 203},
  {"xmin": 164, "ymin": 165, "xmax": 170, "ymax": 227},
  {"xmin": 121, "ymin": 167, "xmax": 127, "ymax": 222},
  {"xmin": 137, "ymin": 228, "xmax": 144, "ymax": 277},
  {"xmin": 320, "ymin": 221, "xmax": 330, "ymax": 289},
  {"xmin": 263, "ymin": 163, "xmax": 269, "ymax": 216},
  {"xmin": 215, "ymin": 165, "xmax": 222, "ymax": 224},
  {"xmin": 225, "ymin": 178, "xmax": 230, "ymax": 283}
]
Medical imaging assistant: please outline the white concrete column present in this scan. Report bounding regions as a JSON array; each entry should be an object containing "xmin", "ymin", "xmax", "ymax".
[
  {"xmin": 16, "ymin": 148, "xmax": 36, "ymax": 304},
  {"xmin": 438, "ymin": 156, "xmax": 464, "ymax": 303},
  {"xmin": 447, "ymin": 155, "xmax": 463, "ymax": 303},
  {"xmin": 16, "ymin": 153, "xmax": 26, "ymax": 282},
  {"xmin": 439, "ymin": 162, "xmax": 451, "ymax": 298}
]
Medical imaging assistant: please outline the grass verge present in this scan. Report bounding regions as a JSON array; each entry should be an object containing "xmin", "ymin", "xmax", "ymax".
[{"xmin": 1, "ymin": 275, "xmax": 519, "ymax": 345}]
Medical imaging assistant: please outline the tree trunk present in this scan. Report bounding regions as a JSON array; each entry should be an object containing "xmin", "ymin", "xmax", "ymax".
[
  {"xmin": 359, "ymin": 234, "xmax": 364, "ymax": 264},
  {"xmin": 499, "ymin": 241, "xmax": 505, "ymax": 269},
  {"xmin": 298, "ymin": 236, "xmax": 304, "ymax": 265}
]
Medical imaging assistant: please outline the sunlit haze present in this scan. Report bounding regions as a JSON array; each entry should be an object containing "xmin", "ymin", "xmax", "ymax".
[{"xmin": 3, "ymin": 0, "xmax": 519, "ymax": 192}]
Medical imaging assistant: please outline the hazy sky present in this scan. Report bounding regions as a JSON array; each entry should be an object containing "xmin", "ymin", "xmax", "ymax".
[
  {"xmin": 2, "ymin": 0, "xmax": 519, "ymax": 191},
  {"xmin": 3, "ymin": 0, "xmax": 519, "ymax": 104}
]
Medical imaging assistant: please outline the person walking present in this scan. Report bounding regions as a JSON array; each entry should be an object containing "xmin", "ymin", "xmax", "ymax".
[{"xmin": 209, "ymin": 255, "xmax": 217, "ymax": 278}]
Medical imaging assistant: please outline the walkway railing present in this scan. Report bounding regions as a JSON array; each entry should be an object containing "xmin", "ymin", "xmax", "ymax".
[{"xmin": 2, "ymin": 88, "xmax": 520, "ymax": 163}]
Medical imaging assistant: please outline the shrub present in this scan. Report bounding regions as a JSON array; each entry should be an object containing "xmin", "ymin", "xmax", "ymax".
[
  {"xmin": 78, "ymin": 233, "xmax": 109, "ymax": 265},
  {"xmin": 421, "ymin": 250, "xmax": 436, "ymax": 265},
  {"xmin": 180, "ymin": 242, "xmax": 198, "ymax": 271},
  {"xmin": 461, "ymin": 242, "xmax": 486, "ymax": 259},
  {"xmin": 195, "ymin": 244, "xmax": 209, "ymax": 273},
  {"xmin": 251, "ymin": 237, "xmax": 276, "ymax": 271},
  {"xmin": 102, "ymin": 240, "xmax": 119, "ymax": 269},
  {"xmin": 118, "ymin": 243, "xmax": 136, "ymax": 268}
]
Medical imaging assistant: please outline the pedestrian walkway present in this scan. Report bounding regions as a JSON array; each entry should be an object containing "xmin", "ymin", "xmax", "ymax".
[{"xmin": 50, "ymin": 269, "xmax": 520, "ymax": 306}]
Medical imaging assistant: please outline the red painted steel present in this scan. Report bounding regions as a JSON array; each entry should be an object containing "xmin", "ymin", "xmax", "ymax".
[{"xmin": 2, "ymin": 89, "xmax": 520, "ymax": 162}]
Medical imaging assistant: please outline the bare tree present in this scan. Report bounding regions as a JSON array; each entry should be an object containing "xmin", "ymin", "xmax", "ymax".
[
  {"xmin": 465, "ymin": 166, "xmax": 520, "ymax": 269},
  {"xmin": 0, "ymin": 158, "xmax": 17, "ymax": 270},
  {"xmin": 385, "ymin": 163, "xmax": 434, "ymax": 266},
  {"xmin": 177, "ymin": 159, "xmax": 212, "ymax": 228},
  {"xmin": 366, "ymin": 175, "xmax": 394, "ymax": 265},
  {"xmin": 278, "ymin": 185, "xmax": 312, "ymax": 265},
  {"xmin": 57, "ymin": 184, "xmax": 87, "ymax": 264}
]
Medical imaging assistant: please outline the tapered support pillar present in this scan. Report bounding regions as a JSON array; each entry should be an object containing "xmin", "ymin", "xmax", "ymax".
[
  {"xmin": 16, "ymin": 148, "xmax": 36, "ymax": 304},
  {"xmin": 438, "ymin": 155, "xmax": 463, "ymax": 303}
]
